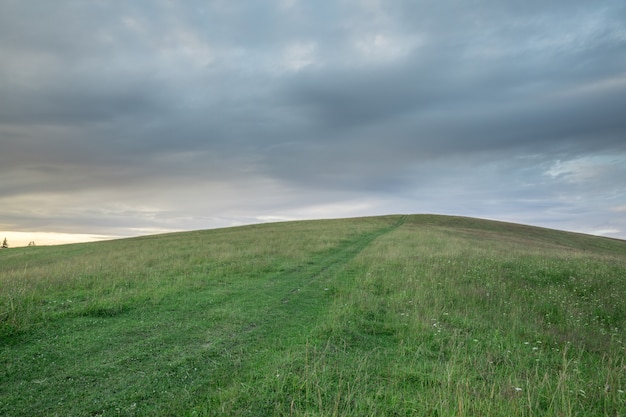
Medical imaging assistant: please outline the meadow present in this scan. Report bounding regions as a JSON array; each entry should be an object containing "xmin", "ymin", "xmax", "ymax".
[{"xmin": 1, "ymin": 214, "xmax": 625, "ymax": 416}]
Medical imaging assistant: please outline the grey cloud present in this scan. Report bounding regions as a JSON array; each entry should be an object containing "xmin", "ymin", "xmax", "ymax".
[{"xmin": 1, "ymin": 0, "xmax": 625, "ymax": 240}]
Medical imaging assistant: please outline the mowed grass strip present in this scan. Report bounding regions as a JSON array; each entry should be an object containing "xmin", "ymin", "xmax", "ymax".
[
  {"xmin": 1, "ymin": 214, "xmax": 625, "ymax": 416},
  {"xmin": 0, "ymin": 216, "xmax": 402, "ymax": 415}
]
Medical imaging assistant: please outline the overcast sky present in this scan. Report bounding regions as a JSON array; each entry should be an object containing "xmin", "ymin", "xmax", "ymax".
[{"xmin": 1, "ymin": 0, "xmax": 626, "ymax": 246}]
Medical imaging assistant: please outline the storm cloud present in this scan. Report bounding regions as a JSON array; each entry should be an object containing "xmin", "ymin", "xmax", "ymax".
[{"xmin": 1, "ymin": 0, "xmax": 625, "ymax": 245}]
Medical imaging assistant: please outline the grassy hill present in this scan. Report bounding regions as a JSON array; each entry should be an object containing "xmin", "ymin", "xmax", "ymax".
[{"xmin": 1, "ymin": 214, "xmax": 625, "ymax": 416}]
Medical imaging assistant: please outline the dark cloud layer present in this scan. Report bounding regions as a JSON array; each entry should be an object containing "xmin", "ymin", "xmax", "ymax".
[{"xmin": 1, "ymin": 0, "xmax": 626, "ymax": 243}]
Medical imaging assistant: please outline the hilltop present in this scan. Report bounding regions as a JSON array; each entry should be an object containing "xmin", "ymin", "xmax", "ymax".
[{"xmin": 1, "ymin": 214, "xmax": 625, "ymax": 416}]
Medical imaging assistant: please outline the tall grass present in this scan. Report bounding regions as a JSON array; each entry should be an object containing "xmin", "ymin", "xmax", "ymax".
[
  {"xmin": 303, "ymin": 216, "xmax": 625, "ymax": 416},
  {"xmin": 1, "ymin": 215, "xmax": 624, "ymax": 416}
]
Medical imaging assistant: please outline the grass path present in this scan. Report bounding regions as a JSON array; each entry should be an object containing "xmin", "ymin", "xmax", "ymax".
[
  {"xmin": 1, "ymin": 216, "xmax": 406, "ymax": 416},
  {"xmin": 185, "ymin": 215, "xmax": 408, "ymax": 414}
]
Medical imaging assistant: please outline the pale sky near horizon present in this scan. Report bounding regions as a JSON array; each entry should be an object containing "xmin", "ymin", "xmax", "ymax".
[{"xmin": 1, "ymin": 0, "xmax": 626, "ymax": 247}]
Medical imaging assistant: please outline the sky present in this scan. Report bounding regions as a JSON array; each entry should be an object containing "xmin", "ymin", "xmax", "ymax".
[{"xmin": 1, "ymin": 0, "xmax": 626, "ymax": 247}]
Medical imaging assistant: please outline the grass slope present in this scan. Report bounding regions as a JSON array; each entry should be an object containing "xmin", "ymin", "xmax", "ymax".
[{"xmin": 1, "ymin": 214, "xmax": 625, "ymax": 416}]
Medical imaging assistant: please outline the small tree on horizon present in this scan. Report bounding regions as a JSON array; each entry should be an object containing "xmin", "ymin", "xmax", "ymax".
[{"xmin": 1, "ymin": 238, "xmax": 8, "ymax": 249}]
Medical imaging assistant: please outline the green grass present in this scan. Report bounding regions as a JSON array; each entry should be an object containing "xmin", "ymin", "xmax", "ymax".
[{"xmin": 1, "ymin": 214, "xmax": 625, "ymax": 416}]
